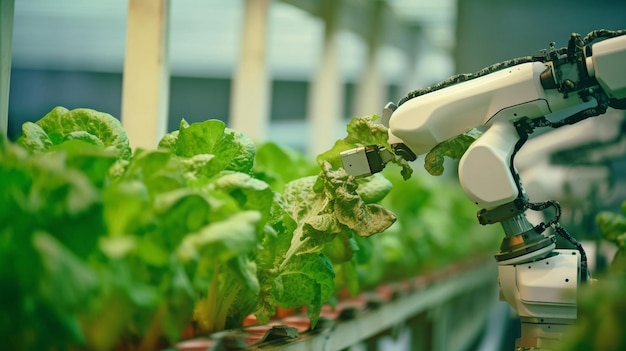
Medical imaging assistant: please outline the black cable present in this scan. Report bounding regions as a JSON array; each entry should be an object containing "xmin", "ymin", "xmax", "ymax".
[
  {"xmin": 527, "ymin": 199, "xmax": 590, "ymax": 283},
  {"xmin": 397, "ymin": 29, "xmax": 626, "ymax": 107},
  {"xmin": 555, "ymin": 225, "xmax": 590, "ymax": 283},
  {"xmin": 582, "ymin": 29, "xmax": 626, "ymax": 45},
  {"xmin": 397, "ymin": 56, "xmax": 542, "ymax": 106},
  {"xmin": 528, "ymin": 200, "xmax": 561, "ymax": 231}
]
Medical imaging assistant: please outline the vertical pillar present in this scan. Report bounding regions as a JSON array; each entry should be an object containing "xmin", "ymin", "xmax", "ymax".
[
  {"xmin": 121, "ymin": 0, "xmax": 170, "ymax": 150},
  {"xmin": 307, "ymin": 0, "xmax": 344, "ymax": 157},
  {"xmin": 400, "ymin": 25, "xmax": 424, "ymax": 99},
  {"xmin": 1, "ymin": 0, "xmax": 15, "ymax": 136},
  {"xmin": 230, "ymin": 0, "xmax": 270, "ymax": 141},
  {"xmin": 353, "ymin": 1, "xmax": 385, "ymax": 118}
]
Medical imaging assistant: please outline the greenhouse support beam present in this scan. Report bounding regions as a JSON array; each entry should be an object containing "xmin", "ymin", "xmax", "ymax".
[
  {"xmin": 121, "ymin": 0, "xmax": 170, "ymax": 150},
  {"xmin": 230, "ymin": 0, "xmax": 271, "ymax": 142},
  {"xmin": 0, "ymin": 0, "xmax": 14, "ymax": 136},
  {"xmin": 353, "ymin": 1, "xmax": 385, "ymax": 118},
  {"xmin": 399, "ymin": 25, "xmax": 425, "ymax": 98},
  {"xmin": 278, "ymin": 0, "xmax": 412, "ymax": 58},
  {"xmin": 307, "ymin": 0, "xmax": 344, "ymax": 157}
]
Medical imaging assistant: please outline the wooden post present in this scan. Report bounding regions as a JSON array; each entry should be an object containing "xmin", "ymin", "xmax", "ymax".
[
  {"xmin": 121, "ymin": 0, "xmax": 170, "ymax": 150},
  {"xmin": 0, "ymin": 0, "xmax": 15, "ymax": 136},
  {"xmin": 307, "ymin": 0, "xmax": 344, "ymax": 157},
  {"xmin": 399, "ymin": 25, "xmax": 424, "ymax": 100},
  {"xmin": 353, "ymin": 1, "xmax": 385, "ymax": 118},
  {"xmin": 230, "ymin": 0, "xmax": 270, "ymax": 141}
]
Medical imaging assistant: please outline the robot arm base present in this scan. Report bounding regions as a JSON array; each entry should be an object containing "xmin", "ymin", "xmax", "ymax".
[{"xmin": 498, "ymin": 249, "xmax": 580, "ymax": 348}]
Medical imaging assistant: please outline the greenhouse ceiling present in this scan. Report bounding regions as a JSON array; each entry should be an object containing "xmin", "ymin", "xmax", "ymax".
[{"xmin": 10, "ymin": 0, "xmax": 456, "ymax": 82}]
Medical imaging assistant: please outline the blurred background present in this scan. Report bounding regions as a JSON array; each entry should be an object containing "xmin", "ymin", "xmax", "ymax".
[
  {"xmin": 6, "ymin": 0, "xmax": 624, "ymax": 144},
  {"xmin": 3, "ymin": 1, "xmax": 626, "ymax": 349}
]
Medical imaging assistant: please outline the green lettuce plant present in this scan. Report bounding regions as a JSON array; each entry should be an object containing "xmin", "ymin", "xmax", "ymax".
[
  {"xmin": 1, "ymin": 107, "xmax": 398, "ymax": 350},
  {"xmin": 1, "ymin": 105, "xmax": 496, "ymax": 351}
]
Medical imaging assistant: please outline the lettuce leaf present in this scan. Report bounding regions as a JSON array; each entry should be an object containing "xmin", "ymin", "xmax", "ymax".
[
  {"xmin": 160, "ymin": 119, "xmax": 256, "ymax": 175},
  {"xmin": 424, "ymin": 128, "xmax": 482, "ymax": 176},
  {"xmin": 3, "ymin": 107, "xmax": 406, "ymax": 346},
  {"xmin": 177, "ymin": 211, "xmax": 260, "ymax": 263},
  {"xmin": 255, "ymin": 162, "xmax": 395, "ymax": 327},
  {"xmin": 317, "ymin": 115, "xmax": 413, "ymax": 180},
  {"xmin": 253, "ymin": 141, "xmax": 319, "ymax": 192},
  {"xmin": 18, "ymin": 106, "xmax": 131, "ymax": 160},
  {"xmin": 596, "ymin": 201, "xmax": 626, "ymax": 272},
  {"xmin": 319, "ymin": 163, "xmax": 396, "ymax": 237},
  {"xmin": 355, "ymin": 173, "xmax": 392, "ymax": 204},
  {"xmin": 274, "ymin": 253, "xmax": 334, "ymax": 326}
]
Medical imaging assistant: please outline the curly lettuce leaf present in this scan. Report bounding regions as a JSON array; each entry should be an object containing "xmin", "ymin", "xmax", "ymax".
[
  {"xmin": 253, "ymin": 141, "xmax": 319, "ymax": 192},
  {"xmin": 317, "ymin": 115, "xmax": 413, "ymax": 180},
  {"xmin": 279, "ymin": 162, "xmax": 395, "ymax": 262},
  {"xmin": 206, "ymin": 171, "xmax": 276, "ymax": 228},
  {"xmin": 596, "ymin": 202, "xmax": 626, "ymax": 272},
  {"xmin": 344, "ymin": 115, "xmax": 391, "ymax": 148},
  {"xmin": 48, "ymin": 140, "xmax": 119, "ymax": 188},
  {"xmin": 424, "ymin": 128, "xmax": 482, "ymax": 176},
  {"xmin": 0, "ymin": 147, "xmax": 104, "ymax": 258},
  {"xmin": 356, "ymin": 173, "xmax": 393, "ymax": 204},
  {"xmin": 18, "ymin": 122, "xmax": 53, "ymax": 152},
  {"xmin": 177, "ymin": 211, "xmax": 260, "ymax": 264},
  {"xmin": 596, "ymin": 204, "xmax": 626, "ymax": 248},
  {"xmin": 181, "ymin": 211, "xmax": 261, "ymax": 333},
  {"xmin": 123, "ymin": 149, "xmax": 186, "ymax": 196},
  {"xmin": 317, "ymin": 115, "xmax": 388, "ymax": 169},
  {"xmin": 158, "ymin": 130, "xmax": 180, "ymax": 153},
  {"xmin": 256, "ymin": 161, "xmax": 396, "ymax": 326},
  {"xmin": 273, "ymin": 253, "xmax": 334, "ymax": 327},
  {"xmin": 160, "ymin": 119, "xmax": 256, "ymax": 175},
  {"xmin": 17, "ymin": 106, "xmax": 131, "ymax": 160},
  {"xmin": 320, "ymin": 163, "xmax": 396, "ymax": 237}
]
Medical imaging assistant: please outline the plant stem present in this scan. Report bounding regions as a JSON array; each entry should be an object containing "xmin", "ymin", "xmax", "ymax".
[
  {"xmin": 279, "ymin": 236, "xmax": 310, "ymax": 271},
  {"xmin": 215, "ymin": 282, "xmax": 241, "ymax": 331},
  {"xmin": 279, "ymin": 197, "xmax": 329, "ymax": 271},
  {"xmin": 138, "ymin": 302, "xmax": 166, "ymax": 351},
  {"xmin": 204, "ymin": 261, "xmax": 220, "ymax": 333}
]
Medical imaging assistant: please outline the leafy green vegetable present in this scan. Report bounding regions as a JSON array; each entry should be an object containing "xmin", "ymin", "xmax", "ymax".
[
  {"xmin": 257, "ymin": 162, "xmax": 395, "ymax": 326},
  {"xmin": 424, "ymin": 128, "xmax": 482, "ymax": 176},
  {"xmin": 317, "ymin": 115, "xmax": 413, "ymax": 180},
  {"xmin": 183, "ymin": 211, "xmax": 261, "ymax": 333},
  {"xmin": 1, "ymin": 105, "xmax": 495, "ymax": 350},
  {"xmin": 274, "ymin": 253, "xmax": 334, "ymax": 325},
  {"xmin": 160, "ymin": 119, "xmax": 256, "ymax": 175},
  {"xmin": 356, "ymin": 173, "xmax": 393, "ymax": 204},
  {"xmin": 317, "ymin": 115, "xmax": 482, "ymax": 178},
  {"xmin": 17, "ymin": 106, "xmax": 131, "ymax": 160},
  {"xmin": 253, "ymin": 141, "xmax": 319, "ymax": 192},
  {"xmin": 596, "ymin": 203, "xmax": 626, "ymax": 250},
  {"xmin": 595, "ymin": 202, "xmax": 626, "ymax": 273}
]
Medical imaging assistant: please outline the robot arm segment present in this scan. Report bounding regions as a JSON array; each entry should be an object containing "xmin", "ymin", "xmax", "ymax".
[
  {"xmin": 338, "ymin": 30, "xmax": 626, "ymax": 349},
  {"xmin": 342, "ymin": 31, "xmax": 626, "ymax": 212},
  {"xmin": 388, "ymin": 61, "xmax": 566, "ymax": 156},
  {"xmin": 388, "ymin": 30, "xmax": 626, "ymax": 160},
  {"xmin": 587, "ymin": 34, "xmax": 626, "ymax": 100}
]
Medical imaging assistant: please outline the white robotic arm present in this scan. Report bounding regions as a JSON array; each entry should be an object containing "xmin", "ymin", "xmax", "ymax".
[
  {"xmin": 388, "ymin": 33, "xmax": 626, "ymax": 211},
  {"xmin": 340, "ymin": 30, "xmax": 626, "ymax": 350}
]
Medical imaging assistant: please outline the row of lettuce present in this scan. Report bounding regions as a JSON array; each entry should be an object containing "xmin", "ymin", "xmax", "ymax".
[{"xmin": 0, "ymin": 107, "xmax": 500, "ymax": 350}]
